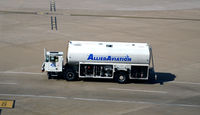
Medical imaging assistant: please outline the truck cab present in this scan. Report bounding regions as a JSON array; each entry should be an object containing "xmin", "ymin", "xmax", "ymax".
[{"xmin": 42, "ymin": 50, "xmax": 64, "ymax": 79}]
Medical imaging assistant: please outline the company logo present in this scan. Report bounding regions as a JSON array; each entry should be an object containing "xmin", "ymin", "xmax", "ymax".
[
  {"xmin": 87, "ymin": 54, "xmax": 132, "ymax": 62},
  {"xmin": 50, "ymin": 63, "xmax": 56, "ymax": 67}
]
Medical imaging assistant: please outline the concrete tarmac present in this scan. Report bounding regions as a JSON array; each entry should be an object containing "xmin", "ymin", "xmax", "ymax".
[{"xmin": 0, "ymin": 0, "xmax": 200, "ymax": 115}]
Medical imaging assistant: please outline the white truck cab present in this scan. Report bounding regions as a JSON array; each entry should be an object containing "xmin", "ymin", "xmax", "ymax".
[{"xmin": 42, "ymin": 49, "xmax": 64, "ymax": 79}]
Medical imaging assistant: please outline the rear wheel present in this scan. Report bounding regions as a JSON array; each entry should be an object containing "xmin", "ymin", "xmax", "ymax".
[
  {"xmin": 115, "ymin": 72, "xmax": 129, "ymax": 84},
  {"xmin": 64, "ymin": 69, "xmax": 77, "ymax": 81}
]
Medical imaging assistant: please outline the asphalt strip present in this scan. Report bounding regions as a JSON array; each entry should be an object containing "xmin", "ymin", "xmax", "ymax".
[
  {"xmin": 1, "ymin": 71, "xmax": 200, "ymax": 85},
  {"xmin": 0, "ymin": 94, "xmax": 199, "ymax": 108},
  {"xmin": 73, "ymin": 97, "xmax": 200, "ymax": 108}
]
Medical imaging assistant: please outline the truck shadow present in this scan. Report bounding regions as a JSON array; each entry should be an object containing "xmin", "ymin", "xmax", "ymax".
[
  {"xmin": 81, "ymin": 72, "xmax": 176, "ymax": 85},
  {"xmin": 55, "ymin": 72, "xmax": 176, "ymax": 85},
  {"xmin": 155, "ymin": 72, "xmax": 176, "ymax": 83},
  {"xmin": 132, "ymin": 72, "xmax": 176, "ymax": 85}
]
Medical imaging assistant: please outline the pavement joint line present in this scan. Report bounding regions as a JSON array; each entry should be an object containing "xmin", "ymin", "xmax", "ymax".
[
  {"xmin": 108, "ymin": 88, "xmax": 168, "ymax": 94},
  {"xmin": 0, "ymin": 94, "xmax": 67, "ymax": 99},
  {"xmin": 0, "ymin": 83, "xmax": 17, "ymax": 85},
  {"xmin": 0, "ymin": 71, "xmax": 45, "ymax": 75},
  {"xmin": 73, "ymin": 97, "xmax": 200, "ymax": 108},
  {"xmin": 0, "ymin": 10, "xmax": 62, "ymax": 15},
  {"xmin": 0, "ymin": 10, "xmax": 37, "ymax": 14},
  {"xmin": 70, "ymin": 14, "xmax": 200, "ymax": 21}
]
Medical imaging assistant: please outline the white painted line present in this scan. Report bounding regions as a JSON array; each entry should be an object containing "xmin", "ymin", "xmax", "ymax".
[
  {"xmin": 74, "ymin": 97, "xmax": 132, "ymax": 103},
  {"xmin": 0, "ymin": 94, "xmax": 67, "ymax": 99},
  {"xmin": 73, "ymin": 97, "xmax": 200, "ymax": 108},
  {"xmin": 170, "ymin": 81, "xmax": 200, "ymax": 85},
  {"xmin": 108, "ymin": 88, "xmax": 168, "ymax": 94},
  {"xmin": 119, "ymin": 105, "xmax": 151, "ymax": 114},
  {"xmin": 0, "ymin": 71, "xmax": 45, "ymax": 75},
  {"xmin": 0, "ymin": 83, "xmax": 17, "ymax": 85}
]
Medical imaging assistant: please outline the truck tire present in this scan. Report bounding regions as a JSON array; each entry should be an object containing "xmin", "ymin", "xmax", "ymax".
[
  {"xmin": 64, "ymin": 69, "xmax": 77, "ymax": 81},
  {"xmin": 115, "ymin": 72, "xmax": 128, "ymax": 84},
  {"xmin": 47, "ymin": 72, "xmax": 53, "ymax": 79}
]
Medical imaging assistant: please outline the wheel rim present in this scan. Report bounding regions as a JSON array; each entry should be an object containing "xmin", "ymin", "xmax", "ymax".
[
  {"xmin": 67, "ymin": 72, "xmax": 74, "ymax": 79},
  {"xmin": 118, "ymin": 75, "xmax": 126, "ymax": 82},
  {"xmin": 119, "ymin": 75, "xmax": 124, "ymax": 80}
]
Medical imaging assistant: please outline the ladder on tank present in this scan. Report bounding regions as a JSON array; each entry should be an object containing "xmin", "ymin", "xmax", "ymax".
[{"xmin": 149, "ymin": 46, "xmax": 157, "ymax": 80}]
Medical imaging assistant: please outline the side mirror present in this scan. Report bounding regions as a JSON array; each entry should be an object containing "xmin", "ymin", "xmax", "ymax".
[{"xmin": 46, "ymin": 57, "xmax": 49, "ymax": 62}]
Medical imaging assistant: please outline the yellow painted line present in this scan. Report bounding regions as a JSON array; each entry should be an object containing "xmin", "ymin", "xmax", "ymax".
[
  {"xmin": 37, "ymin": 11, "xmax": 44, "ymax": 15},
  {"xmin": 0, "ymin": 100, "xmax": 15, "ymax": 109}
]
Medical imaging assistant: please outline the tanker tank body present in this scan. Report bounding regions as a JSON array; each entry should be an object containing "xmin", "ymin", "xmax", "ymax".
[{"xmin": 63, "ymin": 41, "xmax": 156, "ymax": 83}]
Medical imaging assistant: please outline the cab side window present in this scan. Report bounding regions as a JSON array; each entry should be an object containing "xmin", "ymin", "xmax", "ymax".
[{"xmin": 46, "ymin": 56, "xmax": 49, "ymax": 62}]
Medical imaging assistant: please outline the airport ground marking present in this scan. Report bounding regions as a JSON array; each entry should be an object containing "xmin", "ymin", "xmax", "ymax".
[{"xmin": 0, "ymin": 99, "xmax": 15, "ymax": 109}]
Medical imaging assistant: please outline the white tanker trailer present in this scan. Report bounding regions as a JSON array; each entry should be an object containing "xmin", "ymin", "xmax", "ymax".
[{"xmin": 42, "ymin": 41, "xmax": 156, "ymax": 83}]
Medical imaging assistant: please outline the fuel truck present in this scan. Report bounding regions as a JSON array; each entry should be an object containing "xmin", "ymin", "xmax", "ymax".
[{"xmin": 42, "ymin": 41, "xmax": 156, "ymax": 83}]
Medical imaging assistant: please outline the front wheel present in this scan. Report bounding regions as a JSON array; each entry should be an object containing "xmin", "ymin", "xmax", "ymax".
[
  {"xmin": 64, "ymin": 69, "xmax": 77, "ymax": 81},
  {"xmin": 47, "ymin": 72, "xmax": 53, "ymax": 79},
  {"xmin": 114, "ymin": 72, "xmax": 129, "ymax": 84}
]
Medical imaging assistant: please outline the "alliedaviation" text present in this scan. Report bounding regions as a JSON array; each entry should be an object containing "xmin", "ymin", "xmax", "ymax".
[{"xmin": 87, "ymin": 54, "xmax": 132, "ymax": 62}]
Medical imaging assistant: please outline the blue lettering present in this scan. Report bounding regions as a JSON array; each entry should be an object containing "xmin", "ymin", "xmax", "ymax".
[
  {"xmin": 87, "ymin": 54, "xmax": 94, "ymax": 60},
  {"xmin": 87, "ymin": 54, "xmax": 132, "ymax": 62},
  {"xmin": 116, "ymin": 58, "xmax": 119, "ymax": 61},
  {"xmin": 111, "ymin": 58, "xmax": 115, "ymax": 61},
  {"xmin": 107, "ymin": 56, "xmax": 111, "ymax": 61}
]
